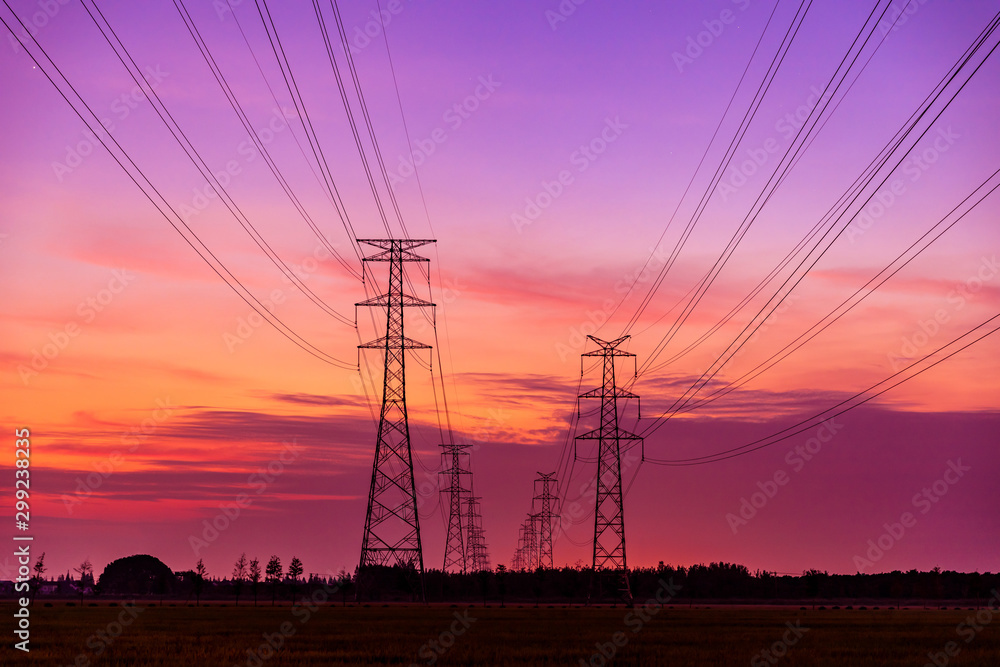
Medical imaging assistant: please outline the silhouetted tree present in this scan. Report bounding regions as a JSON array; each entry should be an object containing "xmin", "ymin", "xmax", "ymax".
[
  {"xmin": 288, "ymin": 557, "xmax": 303, "ymax": 603},
  {"xmin": 266, "ymin": 555, "xmax": 282, "ymax": 606},
  {"xmin": 249, "ymin": 558, "xmax": 262, "ymax": 607},
  {"xmin": 232, "ymin": 553, "xmax": 248, "ymax": 606},
  {"xmin": 74, "ymin": 558, "xmax": 93, "ymax": 605},
  {"xmin": 99, "ymin": 555, "xmax": 174, "ymax": 596},
  {"xmin": 30, "ymin": 552, "xmax": 46, "ymax": 604},
  {"xmin": 803, "ymin": 569, "xmax": 825, "ymax": 609},
  {"xmin": 336, "ymin": 569, "xmax": 353, "ymax": 607},
  {"xmin": 194, "ymin": 558, "xmax": 207, "ymax": 606}
]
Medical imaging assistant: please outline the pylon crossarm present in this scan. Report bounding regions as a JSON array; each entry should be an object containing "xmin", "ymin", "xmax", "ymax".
[
  {"xmin": 356, "ymin": 293, "xmax": 435, "ymax": 308},
  {"xmin": 575, "ymin": 427, "xmax": 642, "ymax": 441},
  {"xmin": 582, "ymin": 348, "xmax": 634, "ymax": 358},
  {"xmin": 358, "ymin": 238, "xmax": 435, "ymax": 262},
  {"xmin": 358, "ymin": 238, "xmax": 435, "ymax": 249},
  {"xmin": 579, "ymin": 386, "xmax": 638, "ymax": 400},
  {"xmin": 585, "ymin": 333, "xmax": 630, "ymax": 349},
  {"xmin": 359, "ymin": 335, "xmax": 432, "ymax": 350}
]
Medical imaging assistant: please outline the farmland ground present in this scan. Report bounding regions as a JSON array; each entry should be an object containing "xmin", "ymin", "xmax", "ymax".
[{"xmin": 2, "ymin": 602, "xmax": 1000, "ymax": 665}]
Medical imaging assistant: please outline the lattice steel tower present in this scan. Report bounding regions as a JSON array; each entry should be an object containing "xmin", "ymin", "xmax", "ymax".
[
  {"xmin": 357, "ymin": 239, "xmax": 435, "ymax": 579},
  {"xmin": 464, "ymin": 495, "xmax": 490, "ymax": 572},
  {"xmin": 533, "ymin": 472, "xmax": 559, "ymax": 569},
  {"xmin": 440, "ymin": 443, "xmax": 472, "ymax": 572},
  {"xmin": 524, "ymin": 513, "xmax": 540, "ymax": 571},
  {"xmin": 576, "ymin": 334, "xmax": 641, "ymax": 604},
  {"xmin": 512, "ymin": 526, "xmax": 527, "ymax": 571}
]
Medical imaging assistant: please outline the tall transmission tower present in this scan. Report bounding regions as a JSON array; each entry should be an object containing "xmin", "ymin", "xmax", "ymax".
[
  {"xmin": 440, "ymin": 443, "xmax": 472, "ymax": 573},
  {"xmin": 533, "ymin": 472, "xmax": 559, "ymax": 570},
  {"xmin": 576, "ymin": 334, "xmax": 641, "ymax": 605},
  {"xmin": 356, "ymin": 239, "xmax": 435, "ymax": 588}
]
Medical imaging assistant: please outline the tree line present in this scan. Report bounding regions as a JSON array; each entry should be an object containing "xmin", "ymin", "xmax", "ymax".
[{"xmin": 14, "ymin": 556, "xmax": 1000, "ymax": 606}]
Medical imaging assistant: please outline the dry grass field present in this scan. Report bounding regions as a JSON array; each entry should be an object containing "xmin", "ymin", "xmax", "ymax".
[{"xmin": 3, "ymin": 601, "xmax": 1000, "ymax": 665}]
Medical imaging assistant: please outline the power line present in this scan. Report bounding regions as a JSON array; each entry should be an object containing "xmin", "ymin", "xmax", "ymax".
[
  {"xmin": 620, "ymin": 0, "xmax": 817, "ymax": 337},
  {"xmin": 634, "ymin": 0, "xmax": 891, "ymax": 373},
  {"xmin": 329, "ymin": 0, "xmax": 411, "ymax": 238},
  {"xmin": 599, "ymin": 0, "xmax": 785, "ymax": 335},
  {"xmin": 172, "ymin": 0, "xmax": 362, "ymax": 281},
  {"xmin": 81, "ymin": 0, "xmax": 357, "ymax": 327},
  {"xmin": 644, "ymin": 309, "xmax": 1000, "ymax": 466},
  {"xmin": 373, "ymin": 0, "xmax": 464, "ymax": 445},
  {"xmin": 227, "ymin": 2, "xmax": 365, "ymax": 268},
  {"xmin": 245, "ymin": 0, "xmax": 395, "ymax": 415},
  {"xmin": 662, "ymin": 166, "xmax": 1000, "ymax": 421},
  {"xmin": 0, "ymin": 3, "xmax": 355, "ymax": 370},
  {"xmin": 640, "ymin": 4, "xmax": 998, "ymax": 380},
  {"xmin": 254, "ymin": 0, "xmax": 370, "ymax": 243},
  {"xmin": 310, "ymin": 0, "xmax": 390, "ymax": 237},
  {"xmin": 311, "ymin": 0, "xmax": 437, "ymax": 339},
  {"xmin": 637, "ymin": 10, "xmax": 1000, "ymax": 433}
]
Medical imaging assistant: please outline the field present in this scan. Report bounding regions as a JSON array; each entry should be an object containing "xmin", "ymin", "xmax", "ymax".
[{"xmin": 3, "ymin": 601, "xmax": 1000, "ymax": 666}]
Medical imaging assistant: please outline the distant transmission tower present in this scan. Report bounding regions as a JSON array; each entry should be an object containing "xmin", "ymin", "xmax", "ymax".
[
  {"xmin": 464, "ymin": 495, "xmax": 490, "ymax": 571},
  {"xmin": 576, "ymin": 334, "xmax": 641, "ymax": 605},
  {"xmin": 533, "ymin": 472, "xmax": 559, "ymax": 569},
  {"xmin": 512, "ymin": 525, "xmax": 527, "ymax": 571},
  {"xmin": 524, "ymin": 513, "xmax": 540, "ymax": 571},
  {"xmin": 357, "ymin": 239, "xmax": 435, "ymax": 590},
  {"xmin": 440, "ymin": 443, "xmax": 472, "ymax": 573}
]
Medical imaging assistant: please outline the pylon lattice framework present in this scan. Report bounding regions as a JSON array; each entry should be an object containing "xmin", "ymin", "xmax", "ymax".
[
  {"xmin": 357, "ymin": 239, "xmax": 435, "ymax": 576},
  {"xmin": 534, "ymin": 472, "xmax": 559, "ymax": 570},
  {"xmin": 464, "ymin": 495, "xmax": 490, "ymax": 572},
  {"xmin": 440, "ymin": 444, "xmax": 472, "ymax": 573},
  {"xmin": 524, "ymin": 513, "xmax": 539, "ymax": 571},
  {"xmin": 575, "ymin": 334, "xmax": 642, "ymax": 604},
  {"xmin": 512, "ymin": 525, "xmax": 527, "ymax": 571},
  {"xmin": 510, "ymin": 471, "xmax": 558, "ymax": 572}
]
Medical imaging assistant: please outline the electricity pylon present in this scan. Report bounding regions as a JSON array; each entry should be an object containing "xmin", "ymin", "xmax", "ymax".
[
  {"xmin": 356, "ymin": 239, "xmax": 435, "ymax": 594},
  {"xmin": 440, "ymin": 443, "xmax": 472, "ymax": 572},
  {"xmin": 464, "ymin": 495, "xmax": 490, "ymax": 572},
  {"xmin": 533, "ymin": 472, "xmax": 559, "ymax": 569},
  {"xmin": 525, "ymin": 513, "xmax": 540, "ymax": 570},
  {"xmin": 512, "ymin": 526, "xmax": 527, "ymax": 571},
  {"xmin": 576, "ymin": 334, "xmax": 641, "ymax": 605}
]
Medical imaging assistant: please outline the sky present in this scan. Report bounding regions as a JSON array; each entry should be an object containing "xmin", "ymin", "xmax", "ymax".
[{"xmin": 1, "ymin": 0, "xmax": 999, "ymax": 582}]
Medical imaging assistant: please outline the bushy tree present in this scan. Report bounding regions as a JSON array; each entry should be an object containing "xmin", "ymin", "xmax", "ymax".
[
  {"xmin": 98, "ymin": 555, "xmax": 173, "ymax": 596},
  {"xmin": 249, "ymin": 558, "xmax": 262, "ymax": 607},
  {"xmin": 194, "ymin": 558, "xmax": 207, "ymax": 606},
  {"xmin": 336, "ymin": 569, "xmax": 353, "ymax": 607},
  {"xmin": 73, "ymin": 559, "xmax": 93, "ymax": 605},
  {"xmin": 266, "ymin": 555, "xmax": 282, "ymax": 606},
  {"xmin": 30, "ymin": 552, "xmax": 46, "ymax": 604},
  {"xmin": 232, "ymin": 553, "xmax": 248, "ymax": 606},
  {"xmin": 288, "ymin": 557, "xmax": 303, "ymax": 602}
]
